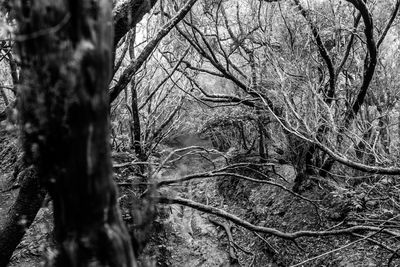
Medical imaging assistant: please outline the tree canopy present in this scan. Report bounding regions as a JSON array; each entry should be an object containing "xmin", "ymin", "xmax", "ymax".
[{"xmin": 1, "ymin": 0, "xmax": 400, "ymax": 266}]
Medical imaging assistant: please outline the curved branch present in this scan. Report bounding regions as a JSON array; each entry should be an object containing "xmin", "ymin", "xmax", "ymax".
[
  {"xmin": 344, "ymin": 0, "xmax": 377, "ymax": 125},
  {"xmin": 377, "ymin": 0, "xmax": 400, "ymax": 49},
  {"xmin": 318, "ymin": 0, "xmax": 378, "ymax": 175},
  {"xmin": 336, "ymin": 13, "xmax": 361, "ymax": 75},
  {"xmin": 293, "ymin": 0, "xmax": 336, "ymax": 104},
  {"xmin": 109, "ymin": 0, "xmax": 199, "ymax": 103},
  {"xmin": 158, "ymin": 196, "xmax": 399, "ymax": 240},
  {"xmin": 315, "ymin": 140, "xmax": 400, "ymax": 175},
  {"xmin": 157, "ymin": 171, "xmax": 319, "ymax": 207},
  {"xmin": 265, "ymin": 103, "xmax": 400, "ymax": 175},
  {"xmin": 139, "ymin": 48, "xmax": 189, "ymax": 110},
  {"xmin": 176, "ymin": 25, "xmax": 278, "ymax": 113}
]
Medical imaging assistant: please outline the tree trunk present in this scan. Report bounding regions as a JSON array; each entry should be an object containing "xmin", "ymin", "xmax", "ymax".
[
  {"xmin": 0, "ymin": 166, "xmax": 46, "ymax": 267},
  {"xmin": 13, "ymin": 1, "xmax": 135, "ymax": 266},
  {"xmin": 131, "ymin": 80, "xmax": 147, "ymax": 162},
  {"xmin": 128, "ymin": 27, "xmax": 147, "ymax": 164},
  {"xmin": 258, "ymin": 119, "xmax": 267, "ymax": 163}
]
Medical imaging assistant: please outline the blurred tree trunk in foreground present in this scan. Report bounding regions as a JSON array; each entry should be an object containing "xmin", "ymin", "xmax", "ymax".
[{"xmin": 12, "ymin": 0, "xmax": 136, "ymax": 266}]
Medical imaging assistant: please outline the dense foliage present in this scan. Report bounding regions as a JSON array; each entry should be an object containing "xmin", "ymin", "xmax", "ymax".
[{"xmin": 1, "ymin": 0, "xmax": 400, "ymax": 266}]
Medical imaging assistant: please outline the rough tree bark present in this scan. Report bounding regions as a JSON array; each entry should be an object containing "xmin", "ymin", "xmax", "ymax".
[
  {"xmin": 0, "ymin": 166, "xmax": 46, "ymax": 267},
  {"xmin": 12, "ymin": 0, "xmax": 135, "ymax": 266},
  {"xmin": 0, "ymin": 1, "xmax": 166, "ymax": 266}
]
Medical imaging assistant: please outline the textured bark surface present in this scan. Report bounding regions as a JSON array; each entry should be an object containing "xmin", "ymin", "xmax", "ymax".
[
  {"xmin": 13, "ymin": 0, "xmax": 136, "ymax": 266},
  {"xmin": 0, "ymin": 167, "xmax": 46, "ymax": 267},
  {"xmin": 0, "ymin": 0, "xmax": 159, "ymax": 265},
  {"xmin": 113, "ymin": 0, "xmax": 158, "ymax": 47}
]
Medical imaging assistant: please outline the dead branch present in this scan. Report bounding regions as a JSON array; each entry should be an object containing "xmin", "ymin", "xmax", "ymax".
[
  {"xmin": 293, "ymin": 0, "xmax": 336, "ymax": 104},
  {"xmin": 157, "ymin": 170, "xmax": 321, "ymax": 210},
  {"xmin": 110, "ymin": 0, "xmax": 199, "ymax": 103},
  {"xmin": 158, "ymin": 196, "xmax": 400, "ymax": 240},
  {"xmin": 376, "ymin": 0, "xmax": 400, "ymax": 49}
]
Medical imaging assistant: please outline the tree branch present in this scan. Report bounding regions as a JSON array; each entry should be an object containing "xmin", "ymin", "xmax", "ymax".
[
  {"xmin": 109, "ymin": 0, "xmax": 199, "ymax": 103},
  {"xmin": 293, "ymin": 0, "xmax": 336, "ymax": 104},
  {"xmin": 113, "ymin": 0, "xmax": 159, "ymax": 47},
  {"xmin": 376, "ymin": 0, "xmax": 400, "ymax": 49},
  {"xmin": 158, "ymin": 196, "xmax": 400, "ymax": 240},
  {"xmin": 344, "ymin": 0, "xmax": 377, "ymax": 125}
]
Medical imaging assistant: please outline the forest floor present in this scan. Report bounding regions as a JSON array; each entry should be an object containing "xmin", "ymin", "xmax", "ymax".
[{"xmin": 1, "ymin": 134, "xmax": 400, "ymax": 266}]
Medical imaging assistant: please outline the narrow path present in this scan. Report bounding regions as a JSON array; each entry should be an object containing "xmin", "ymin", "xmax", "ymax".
[
  {"xmin": 153, "ymin": 134, "xmax": 231, "ymax": 266},
  {"xmin": 1, "ymin": 133, "xmax": 231, "ymax": 267}
]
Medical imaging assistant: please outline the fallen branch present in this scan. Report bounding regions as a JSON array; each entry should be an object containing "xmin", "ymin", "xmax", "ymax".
[
  {"xmin": 158, "ymin": 196, "xmax": 400, "ymax": 240},
  {"xmin": 157, "ymin": 170, "xmax": 321, "ymax": 211}
]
